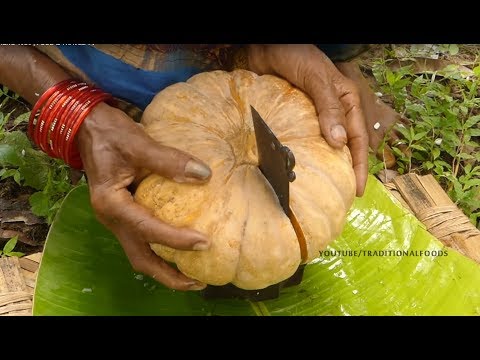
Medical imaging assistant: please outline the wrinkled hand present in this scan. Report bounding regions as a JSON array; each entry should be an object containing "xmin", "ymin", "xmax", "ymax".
[
  {"xmin": 247, "ymin": 44, "xmax": 369, "ymax": 196},
  {"xmin": 77, "ymin": 103, "xmax": 212, "ymax": 291}
]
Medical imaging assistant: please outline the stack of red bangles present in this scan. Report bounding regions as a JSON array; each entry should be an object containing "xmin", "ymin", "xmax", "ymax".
[{"xmin": 28, "ymin": 79, "xmax": 114, "ymax": 169}]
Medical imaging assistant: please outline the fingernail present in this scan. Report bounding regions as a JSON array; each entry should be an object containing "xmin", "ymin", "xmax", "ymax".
[
  {"xmin": 331, "ymin": 124, "xmax": 347, "ymax": 144},
  {"xmin": 193, "ymin": 241, "xmax": 210, "ymax": 251},
  {"xmin": 184, "ymin": 159, "xmax": 212, "ymax": 181},
  {"xmin": 188, "ymin": 281, "xmax": 207, "ymax": 291}
]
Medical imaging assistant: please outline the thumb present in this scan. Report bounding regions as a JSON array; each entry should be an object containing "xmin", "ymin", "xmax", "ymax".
[
  {"xmin": 307, "ymin": 77, "xmax": 348, "ymax": 149},
  {"xmin": 133, "ymin": 138, "xmax": 212, "ymax": 184}
]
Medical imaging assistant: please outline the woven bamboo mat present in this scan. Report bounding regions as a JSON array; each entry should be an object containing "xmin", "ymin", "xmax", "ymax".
[
  {"xmin": 0, "ymin": 253, "xmax": 42, "ymax": 316},
  {"xmin": 385, "ymin": 173, "xmax": 480, "ymax": 264}
]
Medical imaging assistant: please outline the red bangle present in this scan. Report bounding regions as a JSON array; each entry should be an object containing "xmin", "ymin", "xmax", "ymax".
[
  {"xmin": 33, "ymin": 87, "xmax": 69, "ymax": 152},
  {"xmin": 58, "ymin": 88, "xmax": 103, "ymax": 160},
  {"xmin": 43, "ymin": 82, "xmax": 88, "ymax": 151},
  {"xmin": 28, "ymin": 79, "xmax": 73, "ymax": 140},
  {"xmin": 44, "ymin": 82, "xmax": 88, "ymax": 157},
  {"xmin": 61, "ymin": 90, "xmax": 108, "ymax": 167},
  {"xmin": 28, "ymin": 79, "xmax": 113, "ymax": 169},
  {"xmin": 66, "ymin": 93, "xmax": 112, "ymax": 168},
  {"xmin": 32, "ymin": 81, "xmax": 83, "ymax": 153},
  {"xmin": 41, "ymin": 90, "xmax": 77, "ymax": 157},
  {"xmin": 53, "ymin": 86, "xmax": 94, "ymax": 159}
]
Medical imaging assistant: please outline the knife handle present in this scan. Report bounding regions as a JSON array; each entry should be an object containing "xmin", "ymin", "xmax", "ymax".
[{"xmin": 282, "ymin": 146, "xmax": 296, "ymax": 182}]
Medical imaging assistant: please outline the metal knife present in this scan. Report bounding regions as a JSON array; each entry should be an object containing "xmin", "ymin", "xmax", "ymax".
[{"xmin": 251, "ymin": 106, "xmax": 307, "ymax": 262}]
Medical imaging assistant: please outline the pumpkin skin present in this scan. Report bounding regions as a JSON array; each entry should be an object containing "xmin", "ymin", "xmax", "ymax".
[{"xmin": 134, "ymin": 70, "xmax": 356, "ymax": 290}]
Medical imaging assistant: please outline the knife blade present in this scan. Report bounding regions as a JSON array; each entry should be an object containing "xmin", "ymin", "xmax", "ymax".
[
  {"xmin": 251, "ymin": 106, "xmax": 307, "ymax": 261},
  {"xmin": 251, "ymin": 106, "xmax": 295, "ymax": 214}
]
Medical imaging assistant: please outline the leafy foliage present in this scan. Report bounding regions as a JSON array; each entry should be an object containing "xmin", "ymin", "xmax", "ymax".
[
  {"xmin": 0, "ymin": 235, "xmax": 24, "ymax": 257},
  {"xmin": 369, "ymin": 45, "xmax": 480, "ymax": 228},
  {"xmin": 0, "ymin": 87, "xmax": 83, "ymax": 224}
]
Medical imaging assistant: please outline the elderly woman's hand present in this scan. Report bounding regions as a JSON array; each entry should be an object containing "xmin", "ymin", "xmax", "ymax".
[
  {"xmin": 77, "ymin": 103, "xmax": 212, "ymax": 291},
  {"xmin": 247, "ymin": 44, "xmax": 369, "ymax": 196}
]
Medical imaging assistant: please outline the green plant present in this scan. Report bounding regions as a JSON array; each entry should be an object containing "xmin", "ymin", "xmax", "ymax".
[
  {"xmin": 0, "ymin": 85, "xmax": 29, "ymax": 112},
  {"xmin": 371, "ymin": 46, "xmax": 480, "ymax": 228},
  {"xmin": 438, "ymin": 44, "xmax": 460, "ymax": 56},
  {"xmin": 368, "ymin": 152, "xmax": 385, "ymax": 175},
  {"xmin": 0, "ymin": 235, "xmax": 24, "ymax": 257},
  {"xmin": 0, "ymin": 87, "xmax": 83, "ymax": 224}
]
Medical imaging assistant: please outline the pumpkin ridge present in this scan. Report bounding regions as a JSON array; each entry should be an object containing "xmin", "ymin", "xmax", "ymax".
[
  {"xmin": 232, "ymin": 166, "xmax": 250, "ymax": 284},
  {"xmin": 174, "ymin": 113, "xmax": 227, "ymax": 142},
  {"xmin": 186, "ymin": 76, "xmax": 259, "ymax": 169},
  {"xmin": 282, "ymin": 135, "xmax": 325, "ymax": 142},
  {"xmin": 250, "ymin": 75, "xmax": 302, "ymax": 121},
  {"xmin": 227, "ymin": 74, "xmax": 250, "ymax": 129},
  {"xmin": 295, "ymin": 161, "xmax": 348, "ymax": 215},
  {"xmin": 186, "ymin": 72, "xmax": 247, "ymax": 137},
  {"xmin": 290, "ymin": 186, "xmax": 333, "ymax": 259},
  {"xmin": 231, "ymin": 166, "xmax": 301, "ymax": 289},
  {"xmin": 152, "ymin": 82, "xmax": 238, "ymax": 142},
  {"xmin": 286, "ymin": 140, "xmax": 354, "ymax": 209},
  {"xmin": 171, "ymin": 178, "xmax": 243, "ymax": 285}
]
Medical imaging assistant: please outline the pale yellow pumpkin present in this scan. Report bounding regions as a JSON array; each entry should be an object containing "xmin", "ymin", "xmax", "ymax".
[{"xmin": 134, "ymin": 69, "xmax": 356, "ymax": 290}]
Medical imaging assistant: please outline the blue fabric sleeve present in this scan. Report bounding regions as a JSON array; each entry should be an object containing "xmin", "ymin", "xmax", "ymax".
[{"xmin": 58, "ymin": 45, "xmax": 202, "ymax": 110}]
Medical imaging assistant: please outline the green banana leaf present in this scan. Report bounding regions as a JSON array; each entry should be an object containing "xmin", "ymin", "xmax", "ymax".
[{"xmin": 33, "ymin": 175, "xmax": 480, "ymax": 316}]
